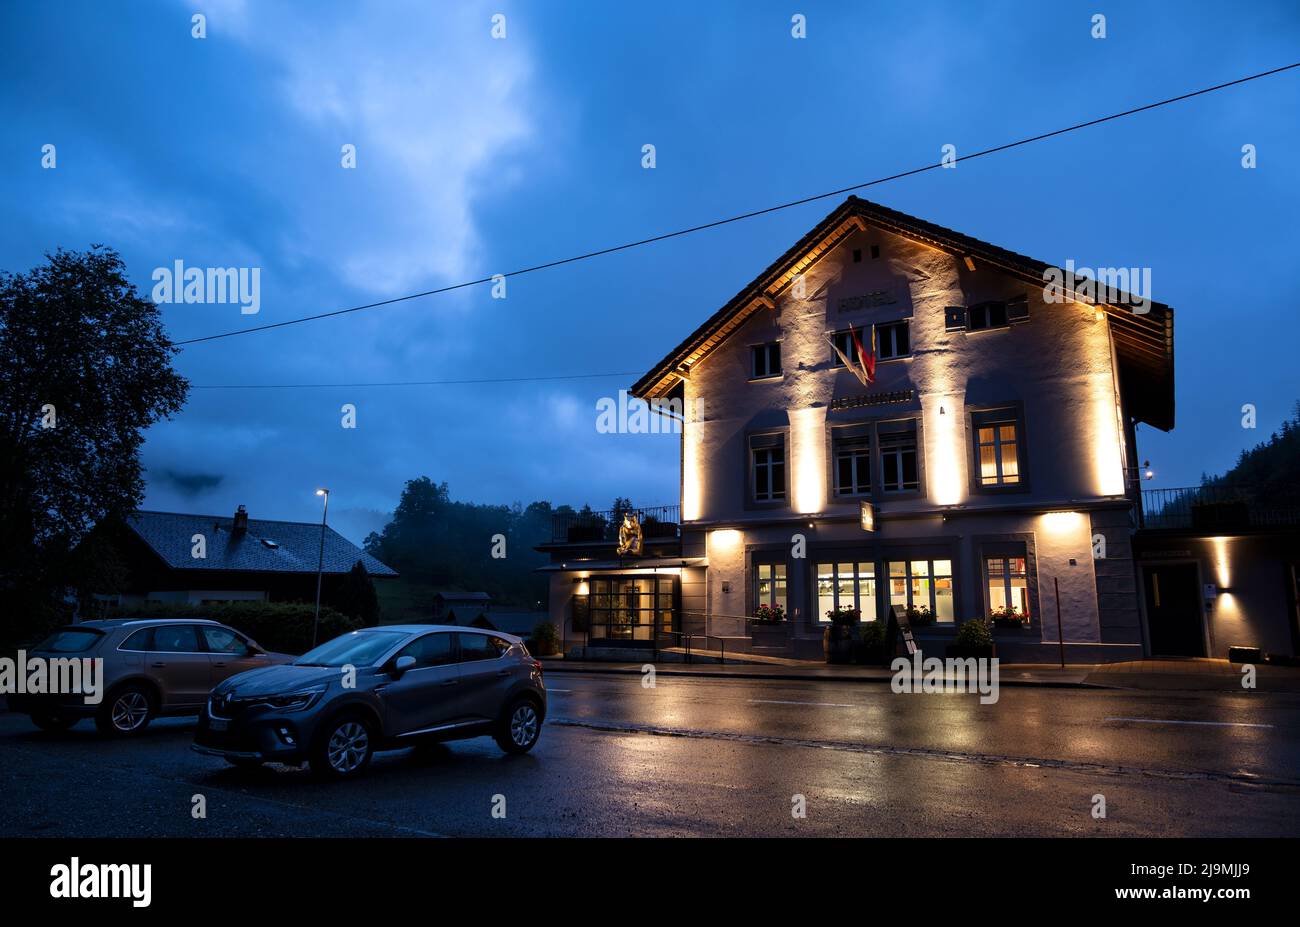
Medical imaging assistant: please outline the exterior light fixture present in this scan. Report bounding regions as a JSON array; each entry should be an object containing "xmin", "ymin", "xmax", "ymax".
[
  {"xmin": 859, "ymin": 501, "xmax": 875, "ymax": 532},
  {"xmin": 1143, "ymin": 460, "xmax": 1154, "ymax": 480}
]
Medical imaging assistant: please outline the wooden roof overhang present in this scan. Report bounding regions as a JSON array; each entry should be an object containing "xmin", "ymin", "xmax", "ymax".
[{"xmin": 631, "ymin": 196, "xmax": 1175, "ymax": 431}]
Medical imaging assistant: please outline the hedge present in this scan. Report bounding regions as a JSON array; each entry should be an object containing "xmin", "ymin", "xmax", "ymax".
[{"xmin": 105, "ymin": 601, "xmax": 360, "ymax": 655}]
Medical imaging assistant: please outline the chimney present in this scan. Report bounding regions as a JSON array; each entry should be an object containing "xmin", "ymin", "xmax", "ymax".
[{"xmin": 232, "ymin": 505, "xmax": 248, "ymax": 534}]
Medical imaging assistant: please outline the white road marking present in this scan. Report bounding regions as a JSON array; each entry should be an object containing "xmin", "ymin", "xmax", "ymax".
[
  {"xmin": 547, "ymin": 689, "xmax": 573, "ymax": 693},
  {"xmin": 749, "ymin": 698, "xmax": 857, "ymax": 708},
  {"xmin": 1104, "ymin": 717, "xmax": 1273, "ymax": 729}
]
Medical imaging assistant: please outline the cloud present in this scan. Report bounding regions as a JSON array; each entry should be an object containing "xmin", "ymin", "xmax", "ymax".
[
  {"xmin": 208, "ymin": 0, "xmax": 538, "ymax": 296},
  {"xmin": 152, "ymin": 468, "xmax": 224, "ymax": 498}
]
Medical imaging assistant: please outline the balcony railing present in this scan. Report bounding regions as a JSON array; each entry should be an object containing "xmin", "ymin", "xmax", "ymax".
[
  {"xmin": 1140, "ymin": 485, "xmax": 1300, "ymax": 531},
  {"xmin": 549, "ymin": 504, "xmax": 681, "ymax": 545}
]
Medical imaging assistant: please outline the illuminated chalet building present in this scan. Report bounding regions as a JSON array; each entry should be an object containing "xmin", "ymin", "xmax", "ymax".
[{"xmin": 540, "ymin": 196, "xmax": 1296, "ymax": 663}]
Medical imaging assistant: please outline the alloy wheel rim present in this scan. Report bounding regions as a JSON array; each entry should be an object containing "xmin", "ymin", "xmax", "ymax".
[
  {"xmin": 510, "ymin": 704, "xmax": 538, "ymax": 746},
  {"xmin": 327, "ymin": 721, "xmax": 369, "ymax": 773},
  {"xmin": 112, "ymin": 692, "xmax": 149, "ymax": 731}
]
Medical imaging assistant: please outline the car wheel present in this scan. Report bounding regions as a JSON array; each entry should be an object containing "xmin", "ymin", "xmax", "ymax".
[
  {"xmin": 310, "ymin": 714, "xmax": 375, "ymax": 780},
  {"xmin": 494, "ymin": 697, "xmax": 542, "ymax": 755},
  {"xmin": 30, "ymin": 712, "xmax": 78, "ymax": 732},
  {"xmin": 94, "ymin": 686, "xmax": 155, "ymax": 737}
]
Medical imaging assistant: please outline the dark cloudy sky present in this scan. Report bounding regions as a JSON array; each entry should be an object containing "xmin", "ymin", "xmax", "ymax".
[{"xmin": 3, "ymin": 0, "xmax": 1298, "ymax": 543}]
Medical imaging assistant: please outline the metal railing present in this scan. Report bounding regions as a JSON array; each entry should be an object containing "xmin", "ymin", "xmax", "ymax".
[
  {"xmin": 549, "ymin": 503, "xmax": 681, "ymax": 544},
  {"xmin": 653, "ymin": 630, "xmax": 728, "ymax": 664},
  {"xmin": 1140, "ymin": 484, "xmax": 1300, "ymax": 530}
]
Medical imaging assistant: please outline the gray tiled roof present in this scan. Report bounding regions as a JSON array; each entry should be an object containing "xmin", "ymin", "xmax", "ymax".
[{"xmin": 127, "ymin": 511, "xmax": 397, "ymax": 577}]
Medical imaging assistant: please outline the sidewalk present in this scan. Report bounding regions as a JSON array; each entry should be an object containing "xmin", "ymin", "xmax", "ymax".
[{"xmin": 541, "ymin": 655, "xmax": 1300, "ymax": 693}]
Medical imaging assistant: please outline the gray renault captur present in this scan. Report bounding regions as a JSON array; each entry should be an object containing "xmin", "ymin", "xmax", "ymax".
[{"xmin": 192, "ymin": 625, "xmax": 547, "ymax": 778}]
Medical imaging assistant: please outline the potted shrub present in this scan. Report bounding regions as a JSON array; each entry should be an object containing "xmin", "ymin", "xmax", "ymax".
[
  {"xmin": 823, "ymin": 606, "xmax": 859, "ymax": 663},
  {"xmin": 990, "ymin": 606, "xmax": 1027, "ymax": 629},
  {"xmin": 752, "ymin": 603, "xmax": 786, "ymax": 625},
  {"xmin": 946, "ymin": 618, "xmax": 996, "ymax": 659},
  {"xmin": 906, "ymin": 604, "xmax": 934, "ymax": 627},
  {"xmin": 854, "ymin": 619, "xmax": 887, "ymax": 665}
]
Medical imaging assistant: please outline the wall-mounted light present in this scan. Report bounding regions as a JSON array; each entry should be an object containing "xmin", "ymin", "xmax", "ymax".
[
  {"xmin": 1143, "ymin": 459, "xmax": 1154, "ymax": 481},
  {"xmin": 859, "ymin": 500, "xmax": 875, "ymax": 532},
  {"xmin": 572, "ymin": 577, "xmax": 590, "ymax": 596}
]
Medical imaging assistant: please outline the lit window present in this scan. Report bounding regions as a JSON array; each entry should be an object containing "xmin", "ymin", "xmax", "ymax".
[
  {"xmin": 885, "ymin": 558, "xmax": 954, "ymax": 623},
  {"xmin": 977, "ymin": 420, "xmax": 1020, "ymax": 486},
  {"xmin": 816, "ymin": 561, "xmax": 877, "ymax": 622},
  {"xmin": 754, "ymin": 562, "xmax": 788, "ymax": 617},
  {"xmin": 986, "ymin": 555, "xmax": 1030, "ymax": 621}
]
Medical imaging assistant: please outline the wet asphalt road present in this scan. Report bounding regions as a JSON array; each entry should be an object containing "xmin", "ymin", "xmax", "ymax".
[{"xmin": 2, "ymin": 673, "xmax": 1299, "ymax": 837}]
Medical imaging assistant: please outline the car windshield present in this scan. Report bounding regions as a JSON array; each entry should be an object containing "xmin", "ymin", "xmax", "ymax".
[
  {"xmin": 34, "ymin": 627, "xmax": 104, "ymax": 653},
  {"xmin": 293, "ymin": 631, "xmax": 407, "ymax": 667}
]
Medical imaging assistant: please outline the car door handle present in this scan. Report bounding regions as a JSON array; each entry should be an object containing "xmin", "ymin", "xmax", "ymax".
[
  {"xmin": 151, "ymin": 662, "xmax": 167, "ymax": 668},
  {"xmin": 495, "ymin": 670, "xmax": 510, "ymax": 677},
  {"xmin": 212, "ymin": 662, "xmax": 226, "ymax": 668}
]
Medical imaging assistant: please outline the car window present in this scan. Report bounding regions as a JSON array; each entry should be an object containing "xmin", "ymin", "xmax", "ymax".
[
  {"xmin": 395, "ymin": 632, "xmax": 455, "ymax": 669},
  {"xmin": 457, "ymin": 633, "xmax": 507, "ymax": 663},
  {"xmin": 35, "ymin": 628, "xmax": 103, "ymax": 653},
  {"xmin": 150, "ymin": 625, "xmax": 201, "ymax": 653},
  {"xmin": 202, "ymin": 626, "xmax": 248, "ymax": 654},
  {"xmin": 294, "ymin": 630, "xmax": 408, "ymax": 667},
  {"xmin": 120, "ymin": 628, "xmax": 153, "ymax": 651}
]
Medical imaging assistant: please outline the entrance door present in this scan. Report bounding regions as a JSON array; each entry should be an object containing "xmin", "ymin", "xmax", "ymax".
[{"xmin": 1142, "ymin": 563, "xmax": 1205, "ymax": 657}]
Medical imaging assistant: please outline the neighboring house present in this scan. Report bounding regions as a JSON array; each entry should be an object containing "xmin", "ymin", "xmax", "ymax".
[
  {"xmin": 101, "ymin": 505, "xmax": 397, "ymax": 606},
  {"xmin": 432, "ymin": 591, "xmax": 491, "ymax": 625},
  {"xmin": 540, "ymin": 195, "xmax": 1211, "ymax": 662},
  {"xmin": 467, "ymin": 610, "xmax": 551, "ymax": 638}
]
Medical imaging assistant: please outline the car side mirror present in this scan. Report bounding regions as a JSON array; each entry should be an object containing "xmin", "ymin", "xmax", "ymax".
[
  {"xmin": 245, "ymin": 644, "xmax": 264, "ymax": 657},
  {"xmin": 391, "ymin": 655, "xmax": 417, "ymax": 677}
]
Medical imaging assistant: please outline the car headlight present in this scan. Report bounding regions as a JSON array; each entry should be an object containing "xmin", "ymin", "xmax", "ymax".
[{"xmin": 261, "ymin": 685, "xmax": 327, "ymax": 712}]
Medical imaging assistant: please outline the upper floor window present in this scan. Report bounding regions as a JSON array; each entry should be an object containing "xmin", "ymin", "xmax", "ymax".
[
  {"xmin": 751, "ymin": 342, "xmax": 781, "ymax": 379},
  {"xmin": 968, "ymin": 301, "xmax": 1008, "ymax": 331},
  {"xmin": 830, "ymin": 321, "xmax": 910, "ymax": 366},
  {"xmin": 750, "ymin": 434, "xmax": 786, "ymax": 502},
  {"xmin": 974, "ymin": 412, "xmax": 1022, "ymax": 487},
  {"xmin": 879, "ymin": 422, "xmax": 919, "ymax": 493},
  {"xmin": 876, "ymin": 320, "xmax": 910, "ymax": 360},
  {"xmin": 832, "ymin": 426, "xmax": 871, "ymax": 497}
]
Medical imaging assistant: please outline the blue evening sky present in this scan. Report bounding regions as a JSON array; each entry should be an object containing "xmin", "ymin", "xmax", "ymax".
[{"xmin": 2, "ymin": 1, "xmax": 1298, "ymax": 542}]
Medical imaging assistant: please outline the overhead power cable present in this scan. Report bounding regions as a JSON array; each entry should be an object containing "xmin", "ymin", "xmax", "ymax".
[{"xmin": 174, "ymin": 61, "xmax": 1300, "ymax": 348}]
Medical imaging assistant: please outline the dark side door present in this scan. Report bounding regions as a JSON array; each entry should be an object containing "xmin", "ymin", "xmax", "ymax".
[{"xmin": 1142, "ymin": 563, "xmax": 1205, "ymax": 657}]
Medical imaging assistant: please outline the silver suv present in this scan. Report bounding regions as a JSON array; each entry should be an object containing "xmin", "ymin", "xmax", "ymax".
[
  {"xmin": 12, "ymin": 619, "xmax": 290, "ymax": 735},
  {"xmin": 192, "ymin": 625, "xmax": 547, "ymax": 779}
]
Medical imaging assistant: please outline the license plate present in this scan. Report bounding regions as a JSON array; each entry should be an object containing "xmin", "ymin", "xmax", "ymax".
[{"xmin": 209, "ymin": 718, "xmax": 228, "ymax": 732}]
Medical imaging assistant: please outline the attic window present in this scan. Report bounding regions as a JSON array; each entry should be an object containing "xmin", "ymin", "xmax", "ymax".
[
  {"xmin": 870, "ymin": 245, "xmax": 880, "ymax": 259},
  {"xmin": 260, "ymin": 539, "xmax": 279, "ymax": 549},
  {"xmin": 852, "ymin": 248, "xmax": 862, "ymax": 263}
]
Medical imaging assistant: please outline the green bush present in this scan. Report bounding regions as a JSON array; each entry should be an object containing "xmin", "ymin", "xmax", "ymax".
[
  {"xmin": 528, "ymin": 620, "xmax": 560, "ymax": 656},
  {"xmin": 858, "ymin": 620, "xmax": 886, "ymax": 646},
  {"xmin": 954, "ymin": 618, "xmax": 993, "ymax": 649},
  {"xmin": 106, "ymin": 601, "xmax": 360, "ymax": 655}
]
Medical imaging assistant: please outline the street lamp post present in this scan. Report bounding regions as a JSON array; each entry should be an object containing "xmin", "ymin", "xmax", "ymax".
[{"xmin": 312, "ymin": 488, "xmax": 330, "ymax": 648}]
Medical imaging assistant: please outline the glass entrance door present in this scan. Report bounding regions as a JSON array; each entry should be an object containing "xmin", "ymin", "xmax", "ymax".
[{"xmin": 588, "ymin": 576, "xmax": 677, "ymax": 645}]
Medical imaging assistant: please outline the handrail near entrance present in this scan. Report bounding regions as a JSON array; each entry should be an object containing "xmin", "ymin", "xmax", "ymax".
[{"xmin": 653, "ymin": 630, "xmax": 727, "ymax": 665}]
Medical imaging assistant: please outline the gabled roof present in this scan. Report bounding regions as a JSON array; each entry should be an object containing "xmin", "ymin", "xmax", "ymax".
[
  {"xmin": 125, "ymin": 511, "xmax": 398, "ymax": 577},
  {"xmin": 631, "ymin": 196, "xmax": 1175, "ymax": 430}
]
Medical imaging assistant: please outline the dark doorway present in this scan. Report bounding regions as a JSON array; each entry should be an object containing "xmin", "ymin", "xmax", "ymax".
[{"xmin": 1141, "ymin": 563, "xmax": 1205, "ymax": 657}]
